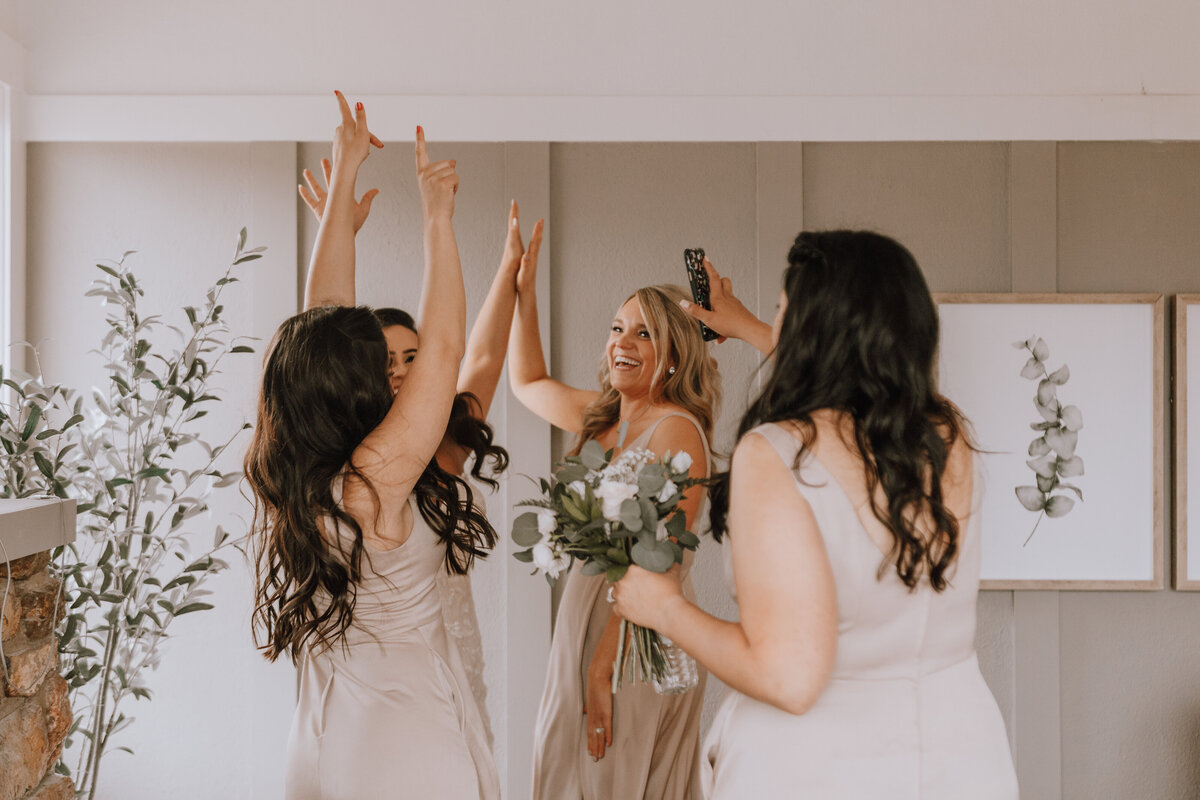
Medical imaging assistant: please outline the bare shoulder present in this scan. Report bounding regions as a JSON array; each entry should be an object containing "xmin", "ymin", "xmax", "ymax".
[{"xmin": 647, "ymin": 411, "xmax": 709, "ymax": 472}]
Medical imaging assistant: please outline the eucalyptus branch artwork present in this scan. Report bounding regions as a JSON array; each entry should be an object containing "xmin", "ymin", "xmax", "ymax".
[{"xmin": 1013, "ymin": 336, "xmax": 1085, "ymax": 546}]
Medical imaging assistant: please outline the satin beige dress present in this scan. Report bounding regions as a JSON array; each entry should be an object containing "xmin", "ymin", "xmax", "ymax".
[
  {"xmin": 532, "ymin": 412, "xmax": 711, "ymax": 800},
  {"xmin": 284, "ymin": 492, "xmax": 499, "ymax": 800},
  {"xmin": 702, "ymin": 423, "xmax": 1018, "ymax": 799}
]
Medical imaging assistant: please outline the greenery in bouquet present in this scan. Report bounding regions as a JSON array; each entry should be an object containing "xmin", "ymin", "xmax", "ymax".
[{"xmin": 511, "ymin": 439, "xmax": 707, "ymax": 689}]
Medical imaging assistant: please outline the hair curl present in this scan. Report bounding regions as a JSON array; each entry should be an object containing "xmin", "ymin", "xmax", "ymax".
[{"xmin": 709, "ymin": 231, "xmax": 972, "ymax": 592}]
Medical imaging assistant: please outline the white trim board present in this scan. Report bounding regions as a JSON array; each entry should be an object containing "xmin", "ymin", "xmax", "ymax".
[{"xmin": 25, "ymin": 94, "xmax": 1200, "ymax": 143}]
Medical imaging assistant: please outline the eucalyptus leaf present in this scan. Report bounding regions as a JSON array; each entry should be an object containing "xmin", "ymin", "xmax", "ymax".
[
  {"xmin": 1020, "ymin": 358, "xmax": 1046, "ymax": 380},
  {"xmin": 1060, "ymin": 405, "xmax": 1083, "ymax": 432},
  {"xmin": 630, "ymin": 539, "xmax": 676, "ymax": 572},
  {"xmin": 512, "ymin": 512, "xmax": 543, "ymax": 546},
  {"xmin": 1058, "ymin": 455, "xmax": 1085, "ymax": 478},
  {"xmin": 619, "ymin": 499, "xmax": 643, "ymax": 532},
  {"xmin": 1036, "ymin": 474, "xmax": 1056, "ymax": 493},
  {"xmin": 580, "ymin": 439, "xmax": 608, "ymax": 470},
  {"xmin": 1044, "ymin": 427, "xmax": 1078, "ymax": 459},
  {"xmin": 1036, "ymin": 380, "xmax": 1057, "ymax": 408},
  {"xmin": 581, "ymin": 561, "xmax": 606, "ymax": 576},
  {"xmin": 1032, "ymin": 337, "xmax": 1050, "ymax": 361},
  {"xmin": 1025, "ymin": 456, "xmax": 1057, "ymax": 479},
  {"xmin": 1047, "ymin": 364, "xmax": 1070, "ymax": 385},
  {"xmin": 1028, "ymin": 437, "xmax": 1051, "ymax": 457},
  {"xmin": 555, "ymin": 464, "xmax": 589, "ymax": 484},
  {"xmin": 1015, "ymin": 486, "xmax": 1046, "ymax": 512},
  {"xmin": 1045, "ymin": 495, "xmax": 1076, "ymax": 518}
]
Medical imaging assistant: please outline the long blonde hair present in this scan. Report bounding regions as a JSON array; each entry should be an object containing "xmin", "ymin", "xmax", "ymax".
[{"xmin": 574, "ymin": 284, "xmax": 721, "ymax": 450}]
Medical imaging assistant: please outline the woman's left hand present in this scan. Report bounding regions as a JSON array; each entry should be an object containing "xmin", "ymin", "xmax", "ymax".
[{"xmin": 612, "ymin": 565, "xmax": 686, "ymax": 632}]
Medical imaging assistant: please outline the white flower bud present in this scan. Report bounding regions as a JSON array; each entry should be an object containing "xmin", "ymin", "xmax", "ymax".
[
  {"xmin": 670, "ymin": 450, "xmax": 693, "ymax": 474},
  {"xmin": 536, "ymin": 508, "xmax": 557, "ymax": 536},
  {"xmin": 656, "ymin": 479, "xmax": 678, "ymax": 504},
  {"xmin": 532, "ymin": 542, "xmax": 555, "ymax": 572}
]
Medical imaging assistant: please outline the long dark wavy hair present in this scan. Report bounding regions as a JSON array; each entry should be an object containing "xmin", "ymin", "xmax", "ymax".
[
  {"xmin": 246, "ymin": 305, "xmax": 504, "ymax": 663},
  {"xmin": 710, "ymin": 231, "xmax": 972, "ymax": 592}
]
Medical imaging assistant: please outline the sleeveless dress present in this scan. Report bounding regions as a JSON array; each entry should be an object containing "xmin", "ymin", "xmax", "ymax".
[
  {"xmin": 284, "ymin": 492, "xmax": 500, "ymax": 800},
  {"xmin": 532, "ymin": 412, "xmax": 711, "ymax": 800},
  {"xmin": 701, "ymin": 422, "xmax": 1018, "ymax": 799}
]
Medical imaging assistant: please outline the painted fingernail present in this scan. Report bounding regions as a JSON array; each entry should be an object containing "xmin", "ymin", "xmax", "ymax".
[
  {"xmin": 356, "ymin": 102, "xmax": 363, "ymax": 111},
  {"xmin": 416, "ymin": 125, "xmax": 423, "ymax": 135}
]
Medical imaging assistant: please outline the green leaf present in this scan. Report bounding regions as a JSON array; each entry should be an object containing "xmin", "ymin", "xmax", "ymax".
[
  {"xmin": 675, "ymin": 530, "xmax": 701, "ymax": 548},
  {"xmin": 512, "ymin": 512, "xmax": 543, "ymax": 547},
  {"xmin": 21, "ymin": 404, "xmax": 42, "ymax": 439},
  {"xmin": 618, "ymin": 499, "xmax": 643, "ymax": 532},
  {"xmin": 581, "ymin": 561, "xmax": 606, "ymax": 576},
  {"xmin": 230, "ymin": 345, "xmax": 254, "ymax": 354},
  {"xmin": 639, "ymin": 496, "xmax": 658, "ymax": 531},
  {"xmin": 637, "ymin": 465, "xmax": 666, "ymax": 497},
  {"xmin": 1015, "ymin": 486, "xmax": 1045, "ymax": 512},
  {"xmin": 561, "ymin": 493, "xmax": 590, "ymax": 524},
  {"xmin": 174, "ymin": 602, "xmax": 215, "ymax": 615},
  {"xmin": 630, "ymin": 539, "xmax": 676, "ymax": 572},
  {"xmin": 580, "ymin": 439, "xmax": 608, "ymax": 471},
  {"xmin": 665, "ymin": 512, "xmax": 686, "ymax": 540},
  {"xmin": 513, "ymin": 549, "xmax": 534, "ymax": 563},
  {"xmin": 33, "ymin": 451, "xmax": 54, "ymax": 479},
  {"xmin": 605, "ymin": 564, "xmax": 629, "ymax": 582},
  {"xmin": 1045, "ymin": 495, "xmax": 1076, "ymax": 518},
  {"xmin": 136, "ymin": 466, "xmax": 169, "ymax": 479},
  {"xmin": 555, "ymin": 464, "xmax": 588, "ymax": 485},
  {"xmin": 605, "ymin": 546, "xmax": 630, "ymax": 565}
]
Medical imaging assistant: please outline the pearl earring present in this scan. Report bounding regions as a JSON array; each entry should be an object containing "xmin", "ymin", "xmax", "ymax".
[{"xmin": 668, "ymin": 365, "xmax": 677, "ymax": 375}]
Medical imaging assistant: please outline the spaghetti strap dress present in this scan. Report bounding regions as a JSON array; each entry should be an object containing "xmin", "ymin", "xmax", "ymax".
[
  {"xmin": 283, "ymin": 489, "xmax": 499, "ymax": 800},
  {"xmin": 701, "ymin": 422, "xmax": 1018, "ymax": 799},
  {"xmin": 531, "ymin": 411, "xmax": 712, "ymax": 800}
]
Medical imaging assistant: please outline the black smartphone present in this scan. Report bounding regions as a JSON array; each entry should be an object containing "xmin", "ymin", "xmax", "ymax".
[{"xmin": 684, "ymin": 247, "xmax": 720, "ymax": 341}]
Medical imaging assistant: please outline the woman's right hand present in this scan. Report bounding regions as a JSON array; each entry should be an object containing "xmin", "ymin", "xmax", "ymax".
[
  {"xmin": 330, "ymin": 90, "xmax": 382, "ymax": 179},
  {"xmin": 681, "ymin": 258, "xmax": 775, "ymax": 355},
  {"xmin": 584, "ymin": 651, "xmax": 615, "ymax": 761},
  {"xmin": 415, "ymin": 126, "xmax": 460, "ymax": 222}
]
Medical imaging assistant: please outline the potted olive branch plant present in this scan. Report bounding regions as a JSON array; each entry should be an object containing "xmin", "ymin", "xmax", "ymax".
[{"xmin": 0, "ymin": 229, "xmax": 262, "ymax": 799}]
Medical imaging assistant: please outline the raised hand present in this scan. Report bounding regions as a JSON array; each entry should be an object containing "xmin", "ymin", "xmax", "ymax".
[
  {"xmin": 330, "ymin": 90, "xmax": 383, "ymax": 178},
  {"xmin": 299, "ymin": 157, "xmax": 380, "ymax": 233},
  {"xmin": 414, "ymin": 126, "xmax": 460, "ymax": 222},
  {"xmin": 680, "ymin": 258, "xmax": 774, "ymax": 354},
  {"xmin": 514, "ymin": 214, "xmax": 544, "ymax": 295}
]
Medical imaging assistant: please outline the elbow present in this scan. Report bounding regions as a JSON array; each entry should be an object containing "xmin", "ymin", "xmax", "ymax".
[
  {"xmin": 759, "ymin": 654, "xmax": 833, "ymax": 716},
  {"xmin": 773, "ymin": 681, "xmax": 825, "ymax": 716}
]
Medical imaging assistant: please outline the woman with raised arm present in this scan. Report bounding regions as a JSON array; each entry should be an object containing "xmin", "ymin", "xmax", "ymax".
[
  {"xmin": 299, "ymin": 158, "xmax": 543, "ymax": 742},
  {"xmin": 245, "ymin": 93, "xmax": 499, "ymax": 799},
  {"xmin": 614, "ymin": 236, "xmax": 1018, "ymax": 799},
  {"xmin": 510, "ymin": 240, "xmax": 721, "ymax": 799}
]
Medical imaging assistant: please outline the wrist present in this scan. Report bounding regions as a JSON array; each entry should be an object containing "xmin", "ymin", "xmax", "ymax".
[{"xmin": 655, "ymin": 593, "xmax": 690, "ymax": 636}]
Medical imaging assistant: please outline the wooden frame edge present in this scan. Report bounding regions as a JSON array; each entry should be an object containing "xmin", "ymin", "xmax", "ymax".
[{"xmin": 1175, "ymin": 295, "xmax": 1200, "ymax": 589}]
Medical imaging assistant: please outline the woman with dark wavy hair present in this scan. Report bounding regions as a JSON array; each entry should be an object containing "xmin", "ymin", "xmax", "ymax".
[
  {"xmin": 245, "ymin": 93, "xmax": 498, "ymax": 799},
  {"xmin": 299, "ymin": 160, "xmax": 542, "ymax": 745},
  {"xmin": 614, "ymin": 234, "xmax": 1018, "ymax": 798}
]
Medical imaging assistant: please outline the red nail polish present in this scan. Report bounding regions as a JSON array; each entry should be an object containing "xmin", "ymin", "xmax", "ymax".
[{"xmin": 356, "ymin": 102, "xmax": 363, "ymax": 111}]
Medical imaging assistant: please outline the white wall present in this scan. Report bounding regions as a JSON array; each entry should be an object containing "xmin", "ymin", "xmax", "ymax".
[{"xmin": 14, "ymin": 0, "xmax": 1199, "ymax": 97}]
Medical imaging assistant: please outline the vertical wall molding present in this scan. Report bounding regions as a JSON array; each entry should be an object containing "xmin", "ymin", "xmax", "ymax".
[
  {"xmin": 1008, "ymin": 141, "xmax": 1063, "ymax": 800},
  {"xmin": 753, "ymin": 143, "xmax": 805, "ymax": 325},
  {"xmin": 501, "ymin": 142, "xmax": 552, "ymax": 800}
]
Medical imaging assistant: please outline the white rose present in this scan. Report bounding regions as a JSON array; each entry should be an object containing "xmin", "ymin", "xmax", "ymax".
[
  {"xmin": 568, "ymin": 480, "xmax": 587, "ymax": 499},
  {"xmin": 532, "ymin": 542, "xmax": 556, "ymax": 572},
  {"xmin": 536, "ymin": 508, "xmax": 557, "ymax": 536},
  {"xmin": 655, "ymin": 519, "xmax": 670, "ymax": 542},
  {"xmin": 593, "ymin": 479, "xmax": 639, "ymax": 521},
  {"xmin": 548, "ymin": 552, "xmax": 572, "ymax": 580},
  {"xmin": 670, "ymin": 450, "xmax": 693, "ymax": 474},
  {"xmin": 656, "ymin": 479, "xmax": 678, "ymax": 504}
]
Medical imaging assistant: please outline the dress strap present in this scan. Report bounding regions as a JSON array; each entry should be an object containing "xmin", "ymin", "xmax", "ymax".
[{"xmin": 634, "ymin": 412, "xmax": 712, "ymax": 478}]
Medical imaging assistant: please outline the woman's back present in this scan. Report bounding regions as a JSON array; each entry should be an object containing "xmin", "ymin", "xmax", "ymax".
[{"xmin": 702, "ymin": 417, "xmax": 1018, "ymax": 799}]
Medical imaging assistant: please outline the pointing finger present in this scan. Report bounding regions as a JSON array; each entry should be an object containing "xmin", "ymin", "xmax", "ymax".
[
  {"xmin": 335, "ymin": 90, "xmax": 354, "ymax": 127},
  {"xmin": 415, "ymin": 125, "xmax": 428, "ymax": 171},
  {"xmin": 370, "ymin": 133, "xmax": 384, "ymax": 149}
]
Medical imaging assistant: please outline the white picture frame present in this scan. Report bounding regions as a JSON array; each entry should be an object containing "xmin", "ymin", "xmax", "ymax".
[
  {"xmin": 1174, "ymin": 295, "xmax": 1200, "ymax": 590},
  {"xmin": 936, "ymin": 294, "xmax": 1164, "ymax": 590}
]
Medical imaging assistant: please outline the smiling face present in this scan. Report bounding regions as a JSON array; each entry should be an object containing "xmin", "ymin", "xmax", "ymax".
[
  {"xmin": 606, "ymin": 297, "xmax": 662, "ymax": 398},
  {"xmin": 382, "ymin": 324, "xmax": 419, "ymax": 394}
]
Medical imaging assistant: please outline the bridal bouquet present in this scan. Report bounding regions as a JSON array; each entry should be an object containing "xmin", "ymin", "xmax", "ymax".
[{"xmin": 512, "ymin": 439, "xmax": 705, "ymax": 691}]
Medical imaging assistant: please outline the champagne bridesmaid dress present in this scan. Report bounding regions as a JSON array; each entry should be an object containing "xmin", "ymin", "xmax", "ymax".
[
  {"xmin": 284, "ymin": 488, "xmax": 499, "ymax": 800},
  {"xmin": 702, "ymin": 423, "xmax": 1018, "ymax": 799},
  {"xmin": 532, "ymin": 412, "xmax": 711, "ymax": 800}
]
